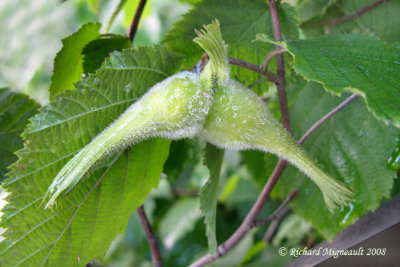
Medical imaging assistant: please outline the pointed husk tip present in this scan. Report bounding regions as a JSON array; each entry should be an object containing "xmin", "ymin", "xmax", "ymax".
[
  {"xmin": 193, "ymin": 19, "xmax": 228, "ymax": 82},
  {"xmin": 316, "ymin": 177, "xmax": 354, "ymax": 212}
]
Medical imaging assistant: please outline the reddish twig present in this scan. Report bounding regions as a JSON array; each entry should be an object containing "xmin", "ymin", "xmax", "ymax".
[
  {"xmin": 268, "ymin": 0, "xmax": 290, "ymax": 132},
  {"xmin": 228, "ymin": 57, "xmax": 278, "ymax": 83},
  {"xmin": 301, "ymin": 0, "xmax": 388, "ymax": 28},
  {"xmin": 189, "ymin": 93, "xmax": 360, "ymax": 266},
  {"xmin": 137, "ymin": 206, "xmax": 163, "ymax": 267},
  {"xmin": 298, "ymin": 94, "xmax": 360, "ymax": 145},
  {"xmin": 128, "ymin": 0, "xmax": 147, "ymax": 42}
]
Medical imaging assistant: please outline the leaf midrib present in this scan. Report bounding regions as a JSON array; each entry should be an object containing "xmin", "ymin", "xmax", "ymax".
[{"xmin": 27, "ymin": 99, "xmax": 134, "ymax": 134}]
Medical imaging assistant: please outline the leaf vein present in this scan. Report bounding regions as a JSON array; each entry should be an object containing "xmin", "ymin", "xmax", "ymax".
[
  {"xmin": 38, "ymin": 151, "xmax": 123, "ymax": 266},
  {"xmin": 27, "ymin": 99, "xmax": 135, "ymax": 134}
]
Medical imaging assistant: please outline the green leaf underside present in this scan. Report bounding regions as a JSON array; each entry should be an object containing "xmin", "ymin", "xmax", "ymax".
[
  {"xmin": 240, "ymin": 150, "xmax": 278, "ymax": 189},
  {"xmin": 272, "ymin": 78, "xmax": 399, "ymax": 240},
  {"xmin": 0, "ymin": 46, "xmax": 182, "ymax": 265},
  {"xmin": 302, "ymin": 0, "xmax": 400, "ymax": 44},
  {"xmin": 163, "ymin": 0, "xmax": 299, "ymax": 94},
  {"xmin": 296, "ymin": 0, "xmax": 335, "ymax": 24},
  {"xmin": 163, "ymin": 138, "xmax": 204, "ymax": 183},
  {"xmin": 0, "ymin": 89, "xmax": 39, "ymax": 182},
  {"xmin": 200, "ymin": 143, "xmax": 224, "ymax": 254},
  {"xmin": 82, "ymin": 34, "xmax": 131, "ymax": 74},
  {"xmin": 159, "ymin": 198, "xmax": 201, "ymax": 249},
  {"xmin": 49, "ymin": 22, "xmax": 101, "ymax": 98},
  {"xmin": 286, "ymin": 34, "xmax": 400, "ymax": 128}
]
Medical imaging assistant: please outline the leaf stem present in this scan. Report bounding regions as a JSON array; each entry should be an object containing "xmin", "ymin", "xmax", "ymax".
[
  {"xmin": 251, "ymin": 190, "xmax": 298, "ymax": 228},
  {"xmin": 128, "ymin": 0, "xmax": 147, "ymax": 42},
  {"xmin": 262, "ymin": 48, "xmax": 284, "ymax": 71},
  {"xmin": 248, "ymin": 77, "xmax": 270, "ymax": 89},
  {"xmin": 228, "ymin": 57, "xmax": 278, "ymax": 83},
  {"xmin": 268, "ymin": 0, "xmax": 291, "ymax": 132},
  {"xmin": 263, "ymin": 206, "xmax": 290, "ymax": 242},
  {"xmin": 189, "ymin": 93, "xmax": 360, "ymax": 267},
  {"xmin": 137, "ymin": 206, "xmax": 163, "ymax": 267},
  {"xmin": 301, "ymin": 0, "xmax": 388, "ymax": 28}
]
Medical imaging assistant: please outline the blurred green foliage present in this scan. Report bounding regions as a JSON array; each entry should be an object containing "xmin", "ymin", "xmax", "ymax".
[
  {"xmin": 2, "ymin": 0, "xmax": 399, "ymax": 266},
  {"xmin": 0, "ymin": 0, "xmax": 190, "ymax": 105}
]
